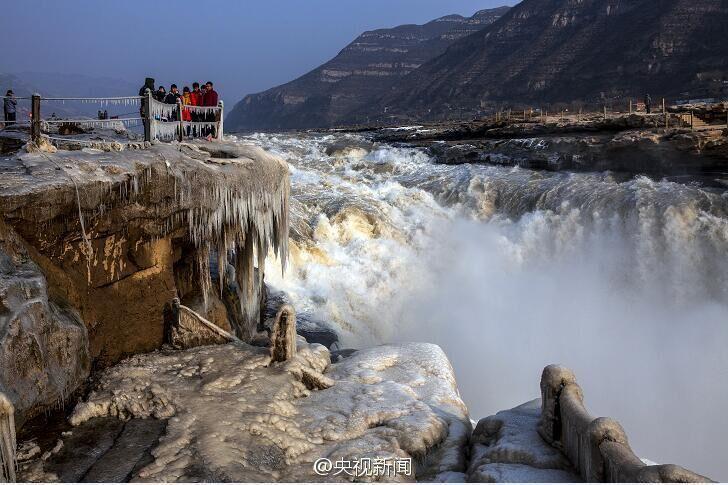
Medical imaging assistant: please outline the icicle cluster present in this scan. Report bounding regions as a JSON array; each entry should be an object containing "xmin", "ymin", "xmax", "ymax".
[
  {"xmin": 151, "ymin": 120, "xmax": 181, "ymax": 141},
  {"xmin": 43, "ymin": 96, "xmax": 142, "ymax": 108},
  {"xmin": 182, "ymin": 176, "xmax": 290, "ymax": 328},
  {"xmin": 0, "ymin": 392, "xmax": 16, "ymax": 483},
  {"xmin": 150, "ymin": 98, "xmax": 178, "ymax": 121},
  {"xmin": 42, "ymin": 118, "xmax": 142, "ymax": 130},
  {"xmin": 183, "ymin": 105, "xmax": 221, "ymax": 115},
  {"xmin": 182, "ymin": 121, "xmax": 219, "ymax": 138}
]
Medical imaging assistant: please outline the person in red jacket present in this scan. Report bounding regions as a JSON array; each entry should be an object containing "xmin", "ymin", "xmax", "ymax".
[
  {"xmin": 202, "ymin": 81, "xmax": 219, "ymax": 138},
  {"xmin": 202, "ymin": 81, "xmax": 218, "ymax": 106},
  {"xmin": 190, "ymin": 82, "xmax": 203, "ymax": 124}
]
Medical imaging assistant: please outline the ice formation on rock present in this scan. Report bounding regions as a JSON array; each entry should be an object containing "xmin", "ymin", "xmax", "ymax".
[
  {"xmin": 1, "ymin": 141, "xmax": 289, "ymax": 360},
  {"xmin": 0, "ymin": 221, "xmax": 90, "ymax": 425},
  {"xmin": 158, "ymin": 142, "xmax": 290, "ymax": 331},
  {"xmin": 270, "ymin": 304, "xmax": 297, "ymax": 362},
  {"xmin": 63, "ymin": 342, "xmax": 469, "ymax": 482},
  {"xmin": 0, "ymin": 392, "xmax": 16, "ymax": 483},
  {"xmin": 467, "ymin": 400, "xmax": 581, "ymax": 482}
]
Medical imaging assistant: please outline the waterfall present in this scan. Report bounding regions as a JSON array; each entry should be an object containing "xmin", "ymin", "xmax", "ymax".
[{"xmin": 234, "ymin": 132, "xmax": 728, "ymax": 480}]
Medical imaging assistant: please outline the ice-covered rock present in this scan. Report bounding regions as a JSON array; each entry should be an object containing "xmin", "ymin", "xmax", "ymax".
[
  {"xmin": 60, "ymin": 341, "xmax": 469, "ymax": 482},
  {"xmin": 467, "ymin": 399, "xmax": 581, "ymax": 483},
  {"xmin": 0, "ymin": 140, "xmax": 289, "ymax": 366},
  {"xmin": 0, "ymin": 220, "xmax": 90, "ymax": 427}
]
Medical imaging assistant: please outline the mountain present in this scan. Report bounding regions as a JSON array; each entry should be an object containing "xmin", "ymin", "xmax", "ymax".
[
  {"xmin": 226, "ymin": 7, "xmax": 510, "ymax": 131},
  {"xmin": 372, "ymin": 0, "xmax": 728, "ymax": 121}
]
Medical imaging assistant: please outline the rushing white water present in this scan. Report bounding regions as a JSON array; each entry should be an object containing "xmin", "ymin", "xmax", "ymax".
[{"xmin": 233, "ymin": 132, "xmax": 728, "ymax": 480}]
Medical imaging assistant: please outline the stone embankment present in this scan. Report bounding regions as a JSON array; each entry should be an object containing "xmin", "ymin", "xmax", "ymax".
[{"xmin": 373, "ymin": 114, "xmax": 728, "ymax": 175}]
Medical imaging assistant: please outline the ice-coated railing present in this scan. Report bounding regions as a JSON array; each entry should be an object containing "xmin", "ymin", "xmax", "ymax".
[
  {"xmin": 4, "ymin": 92, "xmax": 224, "ymax": 146},
  {"xmin": 538, "ymin": 365, "xmax": 714, "ymax": 483},
  {"xmin": 147, "ymin": 92, "xmax": 224, "ymax": 142}
]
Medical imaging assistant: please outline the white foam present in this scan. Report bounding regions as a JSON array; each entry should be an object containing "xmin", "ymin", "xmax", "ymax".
[{"xmin": 239, "ymin": 132, "xmax": 728, "ymax": 480}]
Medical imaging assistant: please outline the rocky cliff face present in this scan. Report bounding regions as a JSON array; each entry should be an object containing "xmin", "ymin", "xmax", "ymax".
[
  {"xmin": 375, "ymin": 0, "xmax": 728, "ymax": 121},
  {"xmin": 0, "ymin": 220, "xmax": 89, "ymax": 427},
  {"xmin": 0, "ymin": 141, "xmax": 289, "ymax": 424},
  {"xmin": 226, "ymin": 7, "xmax": 509, "ymax": 131}
]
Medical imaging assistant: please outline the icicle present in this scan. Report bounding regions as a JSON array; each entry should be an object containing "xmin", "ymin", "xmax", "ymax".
[
  {"xmin": 174, "ymin": 166, "xmax": 290, "ymax": 335},
  {"xmin": 151, "ymin": 120, "xmax": 180, "ymax": 141},
  {"xmin": 150, "ymin": 98, "xmax": 178, "ymax": 121},
  {"xmin": 0, "ymin": 392, "xmax": 17, "ymax": 483},
  {"xmin": 197, "ymin": 242, "xmax": 212, "ymax": 312}
]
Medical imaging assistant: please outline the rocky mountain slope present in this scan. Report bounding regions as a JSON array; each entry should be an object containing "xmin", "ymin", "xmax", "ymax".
[
  {"xmin": 226, "ymin": 7, "xmax": 510, "ymax": 131},
  {"xmin": 374, "ymin": 0, "xmax": 728, "ymax": 121}
]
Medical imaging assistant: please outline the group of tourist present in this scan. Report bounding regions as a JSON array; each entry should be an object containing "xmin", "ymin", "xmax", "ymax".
[{"xmin": 138, "ymin": 77, "xmax": 219, "ymax": 137}]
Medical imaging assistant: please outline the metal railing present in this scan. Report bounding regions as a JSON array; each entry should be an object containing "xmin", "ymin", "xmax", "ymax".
[
  {"xmin": 145, "ymin": 90, "xmax": 224, "ymax": 143},
  {"xmin": 2, "ymin": 91, "xmax": 224, "ymax": 146}
]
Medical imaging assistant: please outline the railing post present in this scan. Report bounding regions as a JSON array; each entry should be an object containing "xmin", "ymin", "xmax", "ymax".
[
  {"xmin": 31, "ymin": 93, "xmax": 41, "ymax": 144},
  {"xmin": 163, "ymin": 297, "xmax": 181, "ymax": 345},
  {"xmin": 177, "ymin": 99, "xmax": 184, "ymax": 142},
  {"xmin": 143, "ymin": 89, "xmax": 152, "ymax": 142},
  {"xmin": 270, "ymin": 304, "xmax": 296, "ymax": 363},
  {"xmin": 217, "ymin": 100, "xmax": 224, "ymax": 140}
]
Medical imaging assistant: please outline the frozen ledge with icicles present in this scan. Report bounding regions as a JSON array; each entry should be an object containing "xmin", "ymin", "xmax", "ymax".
[{"xmin": 0, "ymin": 139, "xmax": 290, "ymax": 445}]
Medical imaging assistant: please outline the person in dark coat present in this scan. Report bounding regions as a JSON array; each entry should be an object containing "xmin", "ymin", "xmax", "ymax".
[
  {"xmin": 164, "ymin": 84, "xmax": 181, "ymax": 105},
  {"xmin": 645, "ymin": 93, "xmax": 652, "ymax": 114},
  {"xmin": 3, "ymin": 90, "xmax": 17, "ymax": 126},
  {"xmin": 164, "ymin": 84, "xmax": 181, "ymax": 121},
  {"xmin": 138, "ymin": 78, "xmax": 155, "ymax": 97},
  {"xmin": 155, "ymin": 86, "xmax": 167, "ymax": 102},
  {"xmin": 138, "ymin": 78, "xmax": 155, "ymax": 118}
]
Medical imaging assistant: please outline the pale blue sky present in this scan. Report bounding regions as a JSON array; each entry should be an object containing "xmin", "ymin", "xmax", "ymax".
[{"xmin": 2, "ymin": 0, "xmax": 514, "ymax": 100}]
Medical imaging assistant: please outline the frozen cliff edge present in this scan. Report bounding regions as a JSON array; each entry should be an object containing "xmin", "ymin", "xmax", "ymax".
[{"xmin": 0, "ymin": 140, "xmax": 290, "ymax": 428}]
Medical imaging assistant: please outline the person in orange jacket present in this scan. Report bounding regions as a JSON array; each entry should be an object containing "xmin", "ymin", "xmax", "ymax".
[{"xmin": 181, "ymin": 86, "xmax": 193, "ymax": 136}]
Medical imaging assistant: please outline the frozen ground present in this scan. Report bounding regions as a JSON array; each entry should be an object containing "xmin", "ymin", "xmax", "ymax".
[{"xmin": 20, "ymin": 341, "xmax": 471, "ymax": 482}]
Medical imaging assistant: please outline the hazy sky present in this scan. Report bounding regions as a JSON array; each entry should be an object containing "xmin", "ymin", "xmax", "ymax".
[{"xmin": 2, "ymin": 0, "xmax": 514, "ymax": 101}]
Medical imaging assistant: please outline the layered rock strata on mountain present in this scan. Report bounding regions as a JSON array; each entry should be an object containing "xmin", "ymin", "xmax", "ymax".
[
  {"xmin": 226, "ymin": 7, "xmax": 509, "ymax": 131},
  {"xmin": 375, "ymin": 0, "xmax": 728, "ymax": 121}
]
